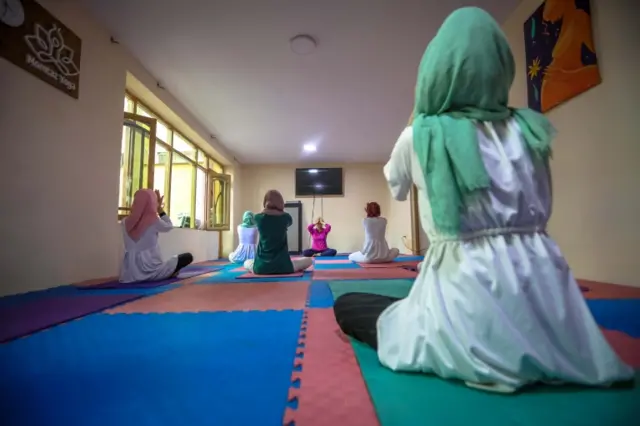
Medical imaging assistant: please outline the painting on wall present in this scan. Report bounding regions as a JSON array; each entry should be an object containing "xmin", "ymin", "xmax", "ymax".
[{"xmin": 523, "ymin": 0, "xmax": 601, "ymax": 113}]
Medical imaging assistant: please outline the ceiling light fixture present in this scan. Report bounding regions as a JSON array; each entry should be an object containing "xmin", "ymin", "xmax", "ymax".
[
  {"xmin": 290, "ymin": 34, "xmax": 317, "ymax": 55},
  {"xmin": 303, "ymin": 143, "xmax": 317, "ymax": 153}
]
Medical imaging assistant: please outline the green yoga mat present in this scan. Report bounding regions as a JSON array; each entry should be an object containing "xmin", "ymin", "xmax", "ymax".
[
  {"xmin": 328, "ymin": 279, "xmax": 413, "ymax": 300},
  {"xmin": 328, "ymin": 280, "xmax": 638, "ymax": 426}
]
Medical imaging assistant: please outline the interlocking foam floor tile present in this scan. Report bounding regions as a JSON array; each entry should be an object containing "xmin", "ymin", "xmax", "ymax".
[
  {"xmin": 284, "ymin": 309, "xmax": 379, "ymax": 426},
  {"xmin": 587, "ymin": 299, "xmax": 640, "ymax": 338},
  {"xmin": 0, "ymin": 311, "xmax": 302, "ymax": 426},
  {"xmin": 313, "ymin": 268, "xmax": 417, "ymax": 280},
  {"xmin": 107, "ymin": 281, "xmax": 310, "ymax": 313},
  {"xmin": 578, "ymin": 279, "xmax": 640, "ymax": 300},
  {"xmin": 306, "ymin": 281, "xmax": 334, "ymax": 308},
  {"xmin": 602, "ymin": 329, "xmax": 640, "ymax": 368}
]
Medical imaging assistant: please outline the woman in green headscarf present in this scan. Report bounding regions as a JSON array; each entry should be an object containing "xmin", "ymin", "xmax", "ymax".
[
  {"xmin": 228, "ymin": 211, "xmax": 258, "ymax": 264},
  {"xmin": 333, "ymin": 7, "xmax": 633, "ymax": 393}
]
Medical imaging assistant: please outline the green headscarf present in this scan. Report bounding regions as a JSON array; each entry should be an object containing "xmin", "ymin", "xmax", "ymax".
[
  {"xmin": 413, "ymin": 7, "xmax": 554, "ymax": 235},
  {"xmin": 240, "ymin": 210, "xmax": 255, "ymax": 228}
]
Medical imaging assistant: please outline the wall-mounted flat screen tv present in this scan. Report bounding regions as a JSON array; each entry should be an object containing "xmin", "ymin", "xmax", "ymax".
[{"xmin": 295, "ymin": 168, "xmax": 344, "ymax": 197}]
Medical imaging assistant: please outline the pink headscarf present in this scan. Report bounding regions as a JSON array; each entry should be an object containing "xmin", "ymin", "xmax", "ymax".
[{"xmin": 125, "ymin": 189, "xmax": 159, "ymax": 241}]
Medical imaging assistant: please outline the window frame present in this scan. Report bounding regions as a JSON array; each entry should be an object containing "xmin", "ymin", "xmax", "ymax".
[
  {"xmin": 120, "ymin": 92, "xmax": 231, "ymax": 231},
  {"xmin": 117, "ymin": 112, "xmax": 157, "ymax": 221}
]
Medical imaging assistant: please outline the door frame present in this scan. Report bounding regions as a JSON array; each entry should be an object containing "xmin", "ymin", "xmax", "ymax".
[{"xmin": 285, "ymin": 201, "xmax": 303, "ymax": 255}]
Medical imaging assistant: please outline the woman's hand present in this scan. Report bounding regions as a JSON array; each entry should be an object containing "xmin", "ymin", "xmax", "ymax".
[{"xmin": 155, "ymin": 189, "xmax": 165, "ymax": 213}]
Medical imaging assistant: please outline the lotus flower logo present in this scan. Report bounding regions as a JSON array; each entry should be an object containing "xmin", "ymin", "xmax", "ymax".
[{"xmin": 24, "ymin": 23, "xmax": 79, "ymax": 77}]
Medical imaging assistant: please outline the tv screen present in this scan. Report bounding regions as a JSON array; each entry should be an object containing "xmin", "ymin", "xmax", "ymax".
[{"xmin": 295, "ymin": 168, "xmax": 344, "ymax": 197}]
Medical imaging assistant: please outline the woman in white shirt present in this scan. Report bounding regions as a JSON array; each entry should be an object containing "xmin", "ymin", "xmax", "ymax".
[
  {"xmin": 229, "ymin": 211, "xmax": 258, "ymax": 264},
  {"xmin": 333, "ymin": 7, "xmax": 633, "ymax": 393},
  {"xmin": 348, "ymin": 202, "xmax": 399, "ymax": 263},
  {"xmin": 119, "ymin": 189, "xmax": 193, "ymax": 283}
]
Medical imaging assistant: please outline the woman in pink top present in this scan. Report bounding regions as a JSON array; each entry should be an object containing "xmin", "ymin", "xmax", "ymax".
[{"xmin": 302, "ymin": 217, "xmax": 337, "ymax": 257}]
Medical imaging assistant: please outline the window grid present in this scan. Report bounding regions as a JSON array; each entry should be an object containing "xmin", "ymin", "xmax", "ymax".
[{"xmin": 121, "ymin": 93, "xmax": 230, "ymax": 231}]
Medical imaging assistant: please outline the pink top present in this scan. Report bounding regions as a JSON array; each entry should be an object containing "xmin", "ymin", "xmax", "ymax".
[{"xmin": 308, "ymin": 223, "xmax": 331, "ymax": 251}]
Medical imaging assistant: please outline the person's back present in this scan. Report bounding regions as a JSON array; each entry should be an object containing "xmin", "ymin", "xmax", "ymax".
[
  {"xmin": 120, "ymin": 189, "xmax": 192, "ymax": 283},
  {"xmin": 361, "ymin": 217, "xmax": 393, "ymax": 260},
  {"xmin": 253, "ymin": 212, "xmax": 294, "ymax": 274},
  {"xmin": 348, "ymin": 203, "xmax": 399, "ymax": 263},
  {"xmin": 334, "ymin": 7, "xmax": 633, "ymax": 393}
]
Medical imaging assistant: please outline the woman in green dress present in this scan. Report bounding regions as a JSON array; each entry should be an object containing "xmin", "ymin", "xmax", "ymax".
[{"xmin": 243, "ymin": 190, "xmax": 313, "ymax": 274}]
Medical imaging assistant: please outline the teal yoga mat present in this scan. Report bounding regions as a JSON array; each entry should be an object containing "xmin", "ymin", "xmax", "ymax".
[
  {"xmin": 352, "ymin": 339, "xmax": 637, "ymax": 426},
  {"xmin": 327, "ymin": 279, "xmax": 413, "ymax": 300},
  {"xmin": 327, "ymin": 279, "xmax": 638, "ymax": 425}
]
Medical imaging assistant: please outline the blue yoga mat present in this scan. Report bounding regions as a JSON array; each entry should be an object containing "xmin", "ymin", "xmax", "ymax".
[{"xmin": 0, "ymin": 310, "xmax": 303, "ymax": 426}]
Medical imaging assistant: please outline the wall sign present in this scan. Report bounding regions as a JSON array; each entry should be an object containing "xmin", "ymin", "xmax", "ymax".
[{"xmin": 0, "ymin": 0, "xmax": 82, "ymax": 99}]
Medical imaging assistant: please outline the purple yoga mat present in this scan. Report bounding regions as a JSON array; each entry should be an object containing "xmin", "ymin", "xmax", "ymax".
[
  {"xmin": 0, "ymin": 294, "xmax": 143, "ymax": 343},
  {"xmin": 83, "ymin": 277, "xmax": 179, "ymax": 290},
  {"xmin": 80, "ymin": 267, "xmax": 217, "ymax": 290}
]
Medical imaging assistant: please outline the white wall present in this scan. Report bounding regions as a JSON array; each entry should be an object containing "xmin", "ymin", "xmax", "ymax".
[
  {"xmin": 239, "ymin": 164, "xmax": 412, "ymax": 254},
  {"xmin": 0, "ymin": 0, "xmax": 226, "ymax": 296},
  {"xmin": 503, "ymin": 0, "xmax": 640, "ymax": 286}
]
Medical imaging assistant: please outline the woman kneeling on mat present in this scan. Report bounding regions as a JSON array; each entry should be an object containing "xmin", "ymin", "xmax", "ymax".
[
  {"xmin": 244, "ymin": 190, "xmax": 313, "ymax": 274},
  {"xmin": 333, "ymin": 7, "xmax": 633, "ymax": 393},
  {"xmin": 303, "ymin": 217, "xmax": 337, "ymax": 257},
  {"xmin": 119, "ymin": 189, "xmax": 193, "ymax": 283},
  {"xmin": 348, "ymin": 202, "xmax": 400, "ymax": 264},
  {"xmin": 229, "ymin": 211, "xmax": 258, "ymax": 264}
]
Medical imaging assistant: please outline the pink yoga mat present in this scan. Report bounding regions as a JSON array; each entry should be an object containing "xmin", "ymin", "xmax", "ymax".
[
  {"xmin": 313, "ymin": 268, "xmax": 417, "ymax": 280},
  {"xmin": 357, "ymin": 261, "xmax": 419, "ymax": 268},
  {"xmin": 0, "ymin": 294, "xmax": 143, "ymax": 343},
  {"xmin": 236, "ymin": 271, "xmax": 305, "ymax": 279}
]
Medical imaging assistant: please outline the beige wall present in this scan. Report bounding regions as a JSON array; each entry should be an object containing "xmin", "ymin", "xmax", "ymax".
[
  {"xmin": 240, "ymin": 164, "xmax": 412, "ymax": 254},
  {"xmin": 504, "ymin": 0, "xmax": 639, "ymax": 286},
  {"xmin": 0, "ymin": 0, "xmax": 228, "ymax": 296}
]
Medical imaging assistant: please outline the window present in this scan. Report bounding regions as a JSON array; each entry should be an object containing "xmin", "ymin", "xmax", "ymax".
[{"xmin": 118, "ymin": 93, "xmax": 231, "ymax": 230}]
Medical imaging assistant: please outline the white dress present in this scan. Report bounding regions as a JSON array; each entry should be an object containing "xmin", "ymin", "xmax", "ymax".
[
  {"xmin": 229, "ymin": 225, "xmax": 258, "ymax": 264},
  {"xmin": 119, "ymin": 215, "xmax": 178, "ymax": 283},
  {"xmin": 348, "ymin": 217, "xmax": 400, "ymax": 263},
  {"xmin": 377, "ymin": 121, "xmax": 634, "ymax": 389}
]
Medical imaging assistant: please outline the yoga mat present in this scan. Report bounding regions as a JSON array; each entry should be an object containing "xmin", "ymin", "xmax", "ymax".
[
  {"xmin": 306, "ymin": 281, "xmax": 334, "ymax": 308},
  {"xmin": 312, "ymin": 262, "xmax": 361, "ymax": 270},
  {"xmin": 237, "ymin": 271, "xmax": 305, "ymax": 279},
  {"xmin": 284, "ymin": 309, "xmax": 379, "ymax": 426},
  {"xmin": 0, "ymin": 294, "xmax": 143, "ymax": 343},
  {"xmin": 313, "ymin": 268, "xmax": 416, "ymax": 280},
  {"xmin": 352, "ymin": 339, "xmax": 638, "ymax": 426},
  {"xmin": 0, "ymin": 311, "xmax": 303, "ymax": 426},
  {"xmin": 328, "ymin": 279, "xmax": 413, "ymax": 301},
  {"xmin": 314, "ymin": 259, "xmax": 352, "ymax": 264},
  {"xmin": 107, "ymin": 281, "xmax": 310, "ymax": 313},
  {"xmin": 79, "ymin": 268, "xmax": 216, "ymax": 290},
  {"xmin": 80, "ymin": 277, "xmax": 179, "ymax": 289},
  {"xmin": 357, "ymin": 261, "xmax": 419, "ymax": 268}
]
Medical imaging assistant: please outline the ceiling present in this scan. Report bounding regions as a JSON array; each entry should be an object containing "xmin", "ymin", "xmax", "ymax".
[{"xmin": 84, "ymin": 0, "xmax": 521, "ymax": 164}]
